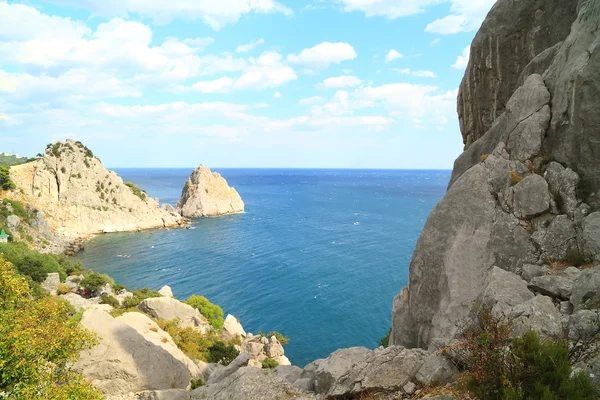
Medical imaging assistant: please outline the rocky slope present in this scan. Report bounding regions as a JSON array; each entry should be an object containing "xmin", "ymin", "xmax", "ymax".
[
  {"xmin": 391, "ymin": 0, "xmax": 599, "ymax": 375},
  {"xmin": 6, "ymin": 140, "xmax": 183, "ymax": 252},
  {"xmin": 177, "ymin": 165, "xmax": 244, "ymax": 218}
]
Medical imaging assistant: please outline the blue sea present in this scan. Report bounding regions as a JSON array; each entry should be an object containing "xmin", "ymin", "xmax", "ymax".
[{"xmin": 76, "ymin": 169, "xmax": 449, "ymax": 367}]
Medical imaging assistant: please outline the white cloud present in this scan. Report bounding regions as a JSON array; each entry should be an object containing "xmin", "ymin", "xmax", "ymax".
[
  {"xmin": 430, "ymin": 38, "xmax": 441, "ymax": 46},
  {"xmin": 385, "ymin": 49, "xmax": 403, "ymax": 63},
  {"xmin": 274, "ymin": 91, "xmax": 282, "ymax": 98},
  {"xmin": 190, "ymin": 77, "xmax": 235, "ymax": 93},
  {"xmin": 391, "ymin": 68, "xmax": 437, "ymax": 78},
  {"xmin": 451, "ymin": 46, "xmax": 470, "ymax": 69},
  {"xmin": 299, "ymin": 96, "xmax": 327, "ymax": 105},
  {"xmin": 426, "ymin": 0, "xmax": 496, "ymax": 34},
  {"xmin": 43, "ymin": 0, "xmax": 294, "ymax": 30},
  {"xmin": 236, "ymin": 38, "xmax": 265, "ymax": 53},
  {"xmin": 334, "ymin": 0, "xmax": 443, "ymax": 18},
  {"xmin": 321, "ymin": 75, "xmax": 363, "ymax": 89},
  {"xmin": 287, "ymin": 42, "xmax": 357, "ymax": 69}
]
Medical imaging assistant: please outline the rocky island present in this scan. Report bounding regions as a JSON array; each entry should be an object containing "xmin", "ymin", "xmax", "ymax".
[{"xmin": 177, "ymin": 165, "xmax": 245, "ymax": 218}]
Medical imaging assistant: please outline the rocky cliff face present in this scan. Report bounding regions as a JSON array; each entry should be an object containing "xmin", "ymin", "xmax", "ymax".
[
  {"xmin": 8, "ymin": 140, "xmax": 183, "ymax": 248},
  {"xmin": 391, "ymin": 0, "xmax": 600, "ymax": 353},
  {"xmin": 177, "ymin": 165, "xmax": 244, "ymax": 218}
]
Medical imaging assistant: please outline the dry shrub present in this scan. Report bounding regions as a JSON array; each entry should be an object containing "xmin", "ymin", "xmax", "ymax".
[
  {"xmin": 480, "ymin": 154, "xmax": 489, "ymax": 162},
  {"xmin": 509, "ymin": 171, "xmax": 524, "ymax": 186}
]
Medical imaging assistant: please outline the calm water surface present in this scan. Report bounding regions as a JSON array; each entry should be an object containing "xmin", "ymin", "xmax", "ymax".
[{"xmin": 76, "ymin": 169, "xmax": 449, "ymax": 366}]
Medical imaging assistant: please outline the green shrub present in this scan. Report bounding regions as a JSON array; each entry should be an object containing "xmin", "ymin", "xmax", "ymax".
[
  {"xmin": 133, "ymin": 287, "xmax": 161, "ymax": 300},
  {"xmin": 2, "ymin": 199, "xmax": 27, "ymax": 220},
  {"xmin": 0, "ymin": 242, "xmax": 66, "ymax": 282},
  {"xmin": 80, "ymin": 272, "xmax": 113, "ymax": 292},
  {"xmin": 190, "ymin": 377, "xmax": 205, "ymax": 390},
  {"xmin": 0, "ymin": 165, "xmax": 16, "ymax": 190},
  {"xmin": 443, "ymin": 305, "xmax": 600, "ymax": 400},
  {"xmin": 262, "ymin": 358, "xmax": 279, "ymax": 369},
  {"xmin": 112, "ymin": 283, "xmax": 126, "ymax": 292},
  {"xmin": 100, "ymin": 295, "xmax": 120, "ymax": 308},
  {"xmin": 121, "ymin": 295, "xmax": 142, "ymax": 308},
  {"xmin": 207, "ymin": 341, "xmax": 239, "ymax": 365},
  {"xmin": 124, "ymin": 182, "xmax": 147, "ymax": 201},
  {"xmin": 186, "ymin": 295, "xmax": 224, "ymax": 332},
  {"xmin": 379, "ymin": 328, "xmax": 391, "ymax": 348}
]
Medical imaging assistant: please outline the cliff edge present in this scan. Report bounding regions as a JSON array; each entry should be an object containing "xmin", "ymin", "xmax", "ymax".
[
  {"xmin": 8, "ymin": 140, "xmax": 183, "ymax": 249},
  {"xmin": 391, "ymin": 0, "xmax": 600, "ymax": 358},
  {"xmin": 177, "ymin": 165, "xmax": 244, "ymax": 218}
]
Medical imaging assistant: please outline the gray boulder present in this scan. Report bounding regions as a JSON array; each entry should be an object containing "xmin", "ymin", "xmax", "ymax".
[
  {"xmin": 138, "ymin": 390, "xmax": 192, "ymax": 400},
  {"xmin": 571, "ymin": 266, "xmax": 600, "ymax": 310},
  {"xmin": 544, "ymin": 162, "xmax": 580, "ymax": 216},
  {"xmin": 582, "ymin": 212, "xmax": 600, "ymax": 261},
  {"xmin": 568, "ymin": 310, "xmax": 600, "ymax": 342},
  {"xmin": 138, "ymin": 297, "xmax": 211, "ymax": 333},
  {"xmin": 522, "ymin": 264, "xmax": 547, "ymax": 282},
  {"xmin": 273, "ymin": 365, "xmax": 303, "ymax": 384},
  {"xmin": 191, "ymin": 367, "xmax": 313, "ymax": 400},
  {"xmin": 158, "ymin": 285, "xmax": 174, "ymax": 298},
  {"xmin": 74, "ymin": 309, "xmax": 191, "ymax": 395},
  {"xmin": 415, "ymin": 354, "xmax": 459, "ymax": 386},
  {"xmin": 41, "ymin": 272, "xmax": 60, "ymax": 294},
  {"xmin": 507, "ymin": 105, "xmax": 550, "ymax": 162},
  {"xmin": 531, "ymin": 215, "xmax": 577, "ymax": 262},
  {"xmin": 6, "ymin": 215, "xmax": 20, "ymax": 229},
  {"xmin": 509, "ymin": 295, "xmax": 563, "ymax": 339},
  {"xmin": 529, "ymin": 266, "xmax": 581, "ymax": 300},
  {"xmin": 311, "ymin": 346, "xmax": 428, "ymax": 397},
  {"xmin": 480, "ymin": 267, "xmax": 534, "ymax": 315},
  {"xmin": 513, "ymin": 175, "xmax": 551, "ymax": 219},
  {"xmin": 207, "ymin": 352, "xmax": 250, "ymax": 384},
  {"xmin": 222, "ymin": 314, "xmax": 246, "ymax": 339}
]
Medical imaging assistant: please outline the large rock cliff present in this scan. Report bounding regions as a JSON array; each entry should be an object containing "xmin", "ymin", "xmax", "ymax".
[
  {"xmin": 8, "ymin": 140, "xmax": 183, "ymax": 250},
  {"xmin": 391, "ymin": 0, "xmax": 600, "ymax": 352},
  {"xmin": 177, "ymin": 165, "xmax": 244, "ymax": 218}
]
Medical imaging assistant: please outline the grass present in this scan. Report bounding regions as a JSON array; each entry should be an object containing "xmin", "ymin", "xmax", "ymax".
[{"xmin": 124, "ymin": 182, "xmax": 147, "ymax": 201}]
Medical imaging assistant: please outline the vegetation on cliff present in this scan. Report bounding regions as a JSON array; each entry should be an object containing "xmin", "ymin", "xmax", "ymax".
[
  {"xmin": 186, "ymin": 295, "xmax": 225, "ymax": 332},
  {"xmin": 0, "ymin": 257, "xmax": 102, "ymax": 399},
  {"xmin": 0, "ymin": 166, "xmax": 16, "ymax": 191}
]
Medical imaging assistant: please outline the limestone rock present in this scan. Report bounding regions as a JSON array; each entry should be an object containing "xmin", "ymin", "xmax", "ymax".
[
  {"xmin": 74, "ymin": 309, "xmax": 191, "ymax": 395},
  {"xmin": 177, "ymin": 165, "xmax": 244, "ymax": 218},
  {"xmin": 457, "ymin": 0, "xmax": 576, "ymax": 148},
  {"xmin": 571, "ymin": 265, "xmax": 600, "ymax": 310},
  {"xmin": 222, "ymin": 314, "xmax": 246, "ymax": 340},
  {"xmin": 403, "ymin": 381, "xmax": 416, "ymax": 395},
  {"xmin": 158, "ymin": 285, "xmax": 174, "ymax": 298},
  {"xmin": 481, "ymin": 267, "xmax": 534, "ymax": 315},
  {"xmin": 265, "ymin": 336, "xmax": 285, "ymax": 358},
  {"xmin": 311, "ymin": 346, "xmax": 428, "ymax": 397},
  {"xmin": 415, "ymin": 354, "xmax": 459, "ymax": 386},
  {"xmin": 138, "ymin": 390, "xmax": 191, "ymax": 400},
  {"xmin": 522, "ymin": 264, "xmax": 547, "ymax": 282},
  {"xmin": 65, "ymin": 274, "xmax": 83, "ymax": 290},
  {"xmin": 507, "ymin": 105, "xmax": 550, "ymax": 162},
  {"xmin": 583, "ymin": 212, "xmax": 600, "ymax": 261},
  {"xmin": 41, "ymin": 272, "xmax": 60, "ymax": 294},
  {"xmin": 513, "ymin": 174, "xmax": 551, "ymax": 219},
  {"xmin": 60, "ymin": 292, "xmax": 113, "ymax": 312},
  {"xmin": 6, "ymin": 215, "xmax": 20, "ymax": 229},
  {"xmin": 544, "ymin": 162, "xmax": 580, "ymax": 216},
  {"xmin": 138, "ymin": 297, "xmax": 211, "ymax": 333},
  {"xmin": 207, "ymin": 352, "xmax": 250, "ymax": 384},
  {"xmin": 531, "ymin": 215, "xmax": 577, "ymax": 262},
  {"xmin": 509, "ymin": 295, "xmax": 563, "ymax": 339},
  {"xmin": 8, "ymin": 140, "xmax": 183, "ymax": 249},
  {"xmin": 529, "ymin": 266, "xmax": 581, "ymax": 300},
  {"xmin": 273, "ymin": 365, "xmax": 303, "ymax": 384},
  {"xmin": 116, "ymin": 312, "xmax": 202, "ymax": 378},
  {"xmin": 192, "ymin": 367, "xmax": 313, "ymax": 400},
  {"xmin": 568, "ymin": 310, "xmax": 600, "ymax": 342}
]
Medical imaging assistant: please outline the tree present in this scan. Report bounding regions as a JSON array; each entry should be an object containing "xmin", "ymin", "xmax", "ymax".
[
  {"xmin": 0, "ymin": 257, "xmax": 102, "ymax": 399},
  {"xmin": 0, "ymin": 165, "xmax": 16, "ymax": 191}
]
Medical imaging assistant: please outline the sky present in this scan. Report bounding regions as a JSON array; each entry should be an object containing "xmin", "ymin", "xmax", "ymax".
[{"xmin": 0, "ymin": 0, "xmax": 496, "ymax": 168}]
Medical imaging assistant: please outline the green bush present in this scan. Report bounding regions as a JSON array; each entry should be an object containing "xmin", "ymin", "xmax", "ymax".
[
  {"xmin": 186, "ymin": 295, "xmax": 224, "ymax": 332},
  {"xmin": 133, "ymin": 287, "xmax": 161, "ymax": 300},
  {"xmin": 207, "ymin": 341, "xmax": 239, "ymax": 365},
  {"xmin": 443, "ymin": 305, "xmax": 600, "ymax": 400},
  {"xmin": 121, "ymin": 295, "xmax": 142, "ymax": 308},
  {"xmin": 124, "ymin": 182, "xmax": 147, "ymax": 201},
  {"xmin": 262, "ymin": 358, "xmax": 279, "ymax": 369},
  {"xmin": 190, "ymin": 377, "xmax": 205, "ymax": 390},
  {"xmin": 100, "ymin": 295, "xmax": 120, "ymax": 308},
  {"xmin": 0, "ymin": 165, "xmax": 16, "ymax": 191},
  {"xmin": 2, "ymin": 199, "xmax": 27, "ymax": 220},
  {"xmin": 80, "ymin": 272, "xmax": 113, "ymax": 292},
  {"xmin": 0, "ymin": 242, "xmax": 65, "ymax": 282}
]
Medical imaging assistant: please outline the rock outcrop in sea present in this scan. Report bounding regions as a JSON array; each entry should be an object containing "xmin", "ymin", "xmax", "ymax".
[
  {"xmin": 7, "ymin": 140, "xmax": 183, "ymax": 252},
  {"xmin": 177, "ymin": 165, "xmax": 244, "ymax": 218},
  {"xmin": 390, "ymin": 0, "xmax": 600, "ymax": 382}
]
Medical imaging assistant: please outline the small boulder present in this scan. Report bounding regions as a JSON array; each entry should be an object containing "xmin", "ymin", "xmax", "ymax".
[
  {"xmin": 571, "ymin": 265, "xmax": 600, "ymax": 310},
  {"xmin": 544, "ymin": 162, "xmax": 580, "ymax": 216},
  {"xmin": 65, "ymin": 274, "xmax": 83, "ymax": 290},
  {"xmin": 403, "ymin": 381, "xmax": 416, "ymax": 395},
  {"xmin": 481, "ymin": 267, "xmax": 534, "ymax": 315},
  {"xmin": 207, "ymin": 352, "xmax": 250, "ymax": 384},
  {"xmin": 529, "ymin": 266, "xmax": 581, "ymax": 300},
  {"xmin": 531, "ymin": 215, "xmax": 577, "ymax": 261},
  {"xmin": 138, "ymin": 297, "xmax": 211, "ymax": 333},
  {"xmin": 273, "ymin": 365, "xmax": 303, "ymax": 384},
  {"xmin": 582, "ymin": 212, "xmax": 600, "ymax": 261},
  {"xmin": 6, "ymin": 215, "xmax": 20, "ymax": 229},
  {"xmin": 521, "ymin": 264, "xmax": 546, "ymax": 282},
  {"xmin": 509, "ymin": 295, "xmax": 562, "ymax": 339},
  {"xmin": 265, "ymin": 337, "xmax": 285, "ymax": 358},
  {"xmin": 222, "ymin": 314, "xmax": 246, "ymax": 339},
  {"xmin": 158, "ymin": 285, "xmax": 174, "ymax": 298},
  {"xmin": 41, "ymin": 272, "xmax": 60, "ymax": 294},
  {"xmin": 415, "ymin": 354, "xmax": 459, "ymax": 386},
  {"xmin": 138, "ymin": 389, "xmax": 191, "ymax": 400},
  {"xmin": 513, "ymin": 174, "xmax": 551, "ymax": 219}
]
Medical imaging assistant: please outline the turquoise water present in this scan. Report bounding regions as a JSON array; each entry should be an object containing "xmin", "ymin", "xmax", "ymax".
[{"xmin": 76, "ymin": 169, "xmax": 449, "ymax": 366}]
